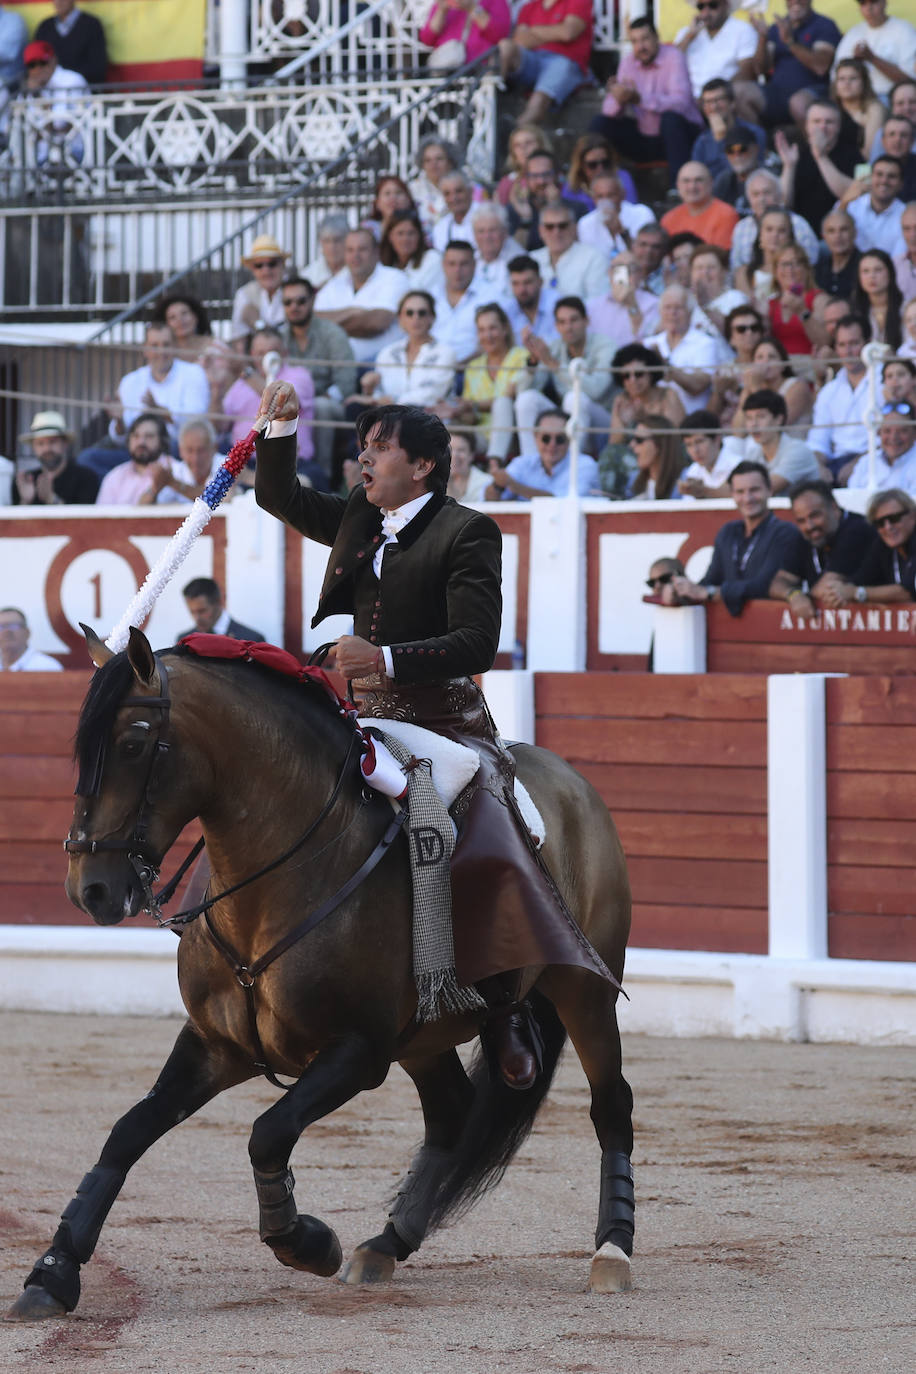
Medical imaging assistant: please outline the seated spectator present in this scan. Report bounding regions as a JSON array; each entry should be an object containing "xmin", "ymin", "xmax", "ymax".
[
  {"xmin": 847, "ymin": 407, "xmax": 916, "ymax": 492},
  {"xmin": 0, "ymin": 607, "xmax": 61, "ymax": 672},
  {"xmin": 831, "ymin": 57, "xmax": 884, "ymax": 156},
  {"xmin": 506, "ymin": 149, "xmax": 584, "ymax": 253},
  {"xmin": 735, "ymin": 206, "xmax": 797, "ymax": 306},
  {"xmin": 736, "ymin": 335, "xmax": 815, "ymax": 435},
  {"xmin": 689, "ymin": 244, "xmax": 748, "ymax": 343},
  {"xmin": 677, "ymin": 410, "xmax": 737, "ymax": 497},
  {"xmin": 14, "ymin": 410, "xmax": 98, "ymax": 505},
  {"xmin": 279, "ymin": 275, "xmax": 356, "ymax": 479},
  {"xmin": 766, "ymin": 244, "xmax": 829, "ymax": 355},
  {"xmin": 843, "ymin": 155, "xmax": 907, "ymax": 255},
  {"xmin": 664, "ymin": 460, "xmax": 805, "ymax": 616},
  {"xmin": 708, "ymin": 305, "xmax": 766, "ymax": 424},
  {"xmin": 497, "ymin": 0, "xmax": 593, "ymax": 126},
  {"xmin": 82, "ymin": 322, "xmax": 210, "ymax": 479},
  {"xmin": 660, "ymin": 161, "xmax": 740, "ymax": 251},
  {"xmin": 777, "ymin": 101, "xmax": 859, "ymax": 235},
  {"xmin": 457, "ymin": 303, "xmax": 530, "ymax": 459},
  {"xmin": 20, "ymin": 38, "xmax": 88, "ymax": 165},
  {"xmin": 230, "ymin": 236, "xmax": 290, "ymax": 341},
  {"xmin": 871, "ymin": 80, "xmax": 916, "ymax": 159},
  {"xmin": 726, "ymin": 388, "xmax": 822, "ymax": 493},
  {"xmin": 315, "ymin": 229, "xmax": 408, "ymax": 364},
  {"xmin": 163, "ymin": 418, "xmax": 224, "ymax": 503},
  {"xmin": 379, "ymin": 211, "xmax": 443, "ymax": 293},
  {"xmin": 471, "ymin": 203, "xmax": 515, "ymax": 295},
  {"xmin": 851, "ymin": 247, "xmax": 904, "ymax": 348},
  {"xmin": 625, "ymin": 415, "xmax": 686, "ymax": 501},
  {"xmin": 419, "ymin": 0, "xmax": 511, "ymax": 69},
  {"xmin": 665, "ymin": 230, "xmax": 704, "ymax": 288},
  {"xmin": 96, "ymin": 413, "xmax": 195, "ymax": 506},
  {"xmin": 495, "ymin": 122, "xmax": 552, "ymax": 207},
  {"xmin": 631, "ymin": 222, "xmax": 670, "ymax": 296},
  {"xmin": 446, "ymin": 429, "xmax": 490, "ymax": 504},
  {"xmin": 811, "ymin": 295, "xmax": 853, "ymax": 382},
  {"xmin": 691, "ymin": 77, "xmax": 765, "ymax": 181},
  {"xmin": 675, "ymin": 0, "xmax": 757, "ymax": 108},
  {"xmin": 833, "ymin": 0, "xmax": 916, "ymax": 103},
  {"xmin": 0, "ymin": 8, "xmax": 26, "ymax": 87},
  {"xmin": 223, "ymin": 328, "xmax": 319, "ymax": 475},
  {"xmin": 486, "ymin": 408, "xmax": 598, "ymax": 499},
  {"xmin": 513, "ymin": 295, "xmax": 616, "ymax": 454},
  {"xmin": 729, "ymin": 168, "xmax": 820, "ymax": 277},
  {"xmin": 740, "ymin": 1, "xmax": 840, "ymax": 130},
  {"xmin": 576, "ymin": 172, "xmax": 656, "ymax": 261},
  {"xmin": 35, "ymin": 0, "xmax": 107, "ymax": 86},
  {"xmin": 586, "ymin": 255, "xmax": 661, "ymax": 346},
  {"xmin": 893, "ymin": 199, "xmax": 916, "ymax": 299},
  {"xmin": 644, "ymin": 285, "xmax": 720, "ymax": 410},
  {"xmin": 598, "ymin": 343, "xmax": 684, "ymax": 497},
  {"xmin": 883, "ymin": 357, "xmax": 916, "ymax": 411},
  {"xmin": 814, "ymin": 488, "xmax": 916, "ymax": 606},
  {"xmin": 363, "ymin": 176, "xmax": 418, "ymax": 240},
  {"xmin": 150, "ymin": 291, "xmax": 234, "ymax": 413},
  {"xmin": 303, "ymin": 214, "xmax": 349, "ymax": 291},
  {"xmin": 505, "ymin": 253, "xmax": 559, "ymax": 343},
  {"xmin": 712, "ymin": 134, "xmax": 761, "ymax": 213},
  {"xmin": 431, "ymin": 172, "xmax": 476, "ymax": 253},
  {"xmin": 881, "ymin": 117, "xmax": 916, "ymax": 200},
  {"xmin": 180, "ymin": 577, "xmax": 265, "ymax": 642},
  {"xmin": 360, "ymin": 291, "xmax": 456, "ymax": 411},
  {"xmin": 532, "ymin": 205, "xmax": 608, "ymax": 300},
  {"xmin": 562, "ymin": 133, "xmax": 638, "ymax": 210},
  {"xmin": 407, "ymin": 136, "xmax": 462, "ymax": 234},
  {"xmin": 431, "ymin": 240, "xmax": 486, "ymax": 364},
  {"xmin": 808, "ymin": 314, "xmax": 871, "ymax": 482},
  {"xmin": 815, "ymin": 209, "xmax": 861, "ymax": 298},
  {"xmin": 770, "ymin": 479, "xmax": 878, "ymax": 618},
  {"xmin": 589, "ymin": 16, "xmax": 701, "ymax": 185},
  {"xmin": 901, "ymin": 296, "xmax": 916, "ymax": 359}
]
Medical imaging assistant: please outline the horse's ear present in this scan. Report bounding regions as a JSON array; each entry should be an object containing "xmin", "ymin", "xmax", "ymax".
[
  {"xmin": 81, "ymin": 623, "xmax": 113, "ymax": 669},
  {"xmin": 126, "ymin": 627, "xmax": 157, "ymax": 686}
]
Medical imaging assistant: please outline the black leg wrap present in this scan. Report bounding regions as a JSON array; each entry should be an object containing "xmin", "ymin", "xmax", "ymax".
[
  {"xmin": 595, "ymin": 1150, "xmax": 635, "ymax": 1256},
  {"xmin": 252, "ymin": 1166, "xmax": 297, "ymax": 1242},
  {"xmin": 23, "ymin": 1247, "xmax": 82, "ymax": 1312},
  {"xmin": 388, "ymin": 1145, "xmax": 455, "ymax": 1253},
  {"xmin": 57, "ymin": 1165, "xmax": 127, "ymax": 1263}
]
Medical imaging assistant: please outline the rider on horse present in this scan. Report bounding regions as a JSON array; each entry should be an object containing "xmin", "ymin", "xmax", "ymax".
[{"xmin": 254, "ymin": 384, "xmax": 609, "ymax": 1088}]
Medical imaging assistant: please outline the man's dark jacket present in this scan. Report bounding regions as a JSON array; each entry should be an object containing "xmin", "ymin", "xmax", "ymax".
[
  {"xmin": 702, "ymin": 511, "xmax": 806, "ymax": 616},
  {"xmin": 178, "ymin": 617, "xmax": 266, "ymax": 643},
  {"xmin": 255, "ymin": 432, "xmax": 502, "ymax": 684}
]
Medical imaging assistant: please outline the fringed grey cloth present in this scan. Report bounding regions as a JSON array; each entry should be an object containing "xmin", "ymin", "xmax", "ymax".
[{"xmin": 378, "ymin": 731, "xmax": 486, "ymax": 1024}]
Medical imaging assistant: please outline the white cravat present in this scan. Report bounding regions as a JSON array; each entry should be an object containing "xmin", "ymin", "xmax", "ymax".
[{"xmin": 373, "ymin": 491, "xmax": 433, "ymax": 578}]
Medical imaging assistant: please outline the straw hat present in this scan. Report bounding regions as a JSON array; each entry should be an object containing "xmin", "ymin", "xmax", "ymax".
[
  {"xmin": 241, "ymin": 235, "xmax": 291, "ymax": 268},
  {"xmin": 19, "ymin": 410, "xmax": 74, "ymax": 444}
]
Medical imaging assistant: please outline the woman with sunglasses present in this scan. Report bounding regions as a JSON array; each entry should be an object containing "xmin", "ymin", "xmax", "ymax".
[
  {"xmin": 814, "ymin": 488, "xmax": 916, "ymax": 608},
  {"xmin": 378, "ymin": 211, "xmax": 443, "ymax": 292},
  {"xmin": 709, "ymin": 306, "xmax": 764, "ymax": 425},
  {"xmin": 562, "ymin": 133, "xmax": 637, "ymax": 211},
  {"xmin": 851, "ymin": 249, "xmax": 904, "ymax": 350},
  {"xmin": 596, "ymin": 343, "xmax": 684, "ymax": 498},
  {"xmin": 625, "ymin": 416, "xmax": 686, "ymax": 501},
  {"xmin": 357, "ymin": 291, "xmax": 457, "ymax": 410}
]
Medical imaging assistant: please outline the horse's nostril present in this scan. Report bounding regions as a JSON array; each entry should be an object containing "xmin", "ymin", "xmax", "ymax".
[{"xmin": 81, "ymin": 882, "xmax": 111, "ymax": 915}]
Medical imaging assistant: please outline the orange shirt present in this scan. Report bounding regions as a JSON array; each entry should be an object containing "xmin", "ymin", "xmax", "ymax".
[{"xmin": 660, "ymin": 198, "xmax": 740, "ymax": 252}]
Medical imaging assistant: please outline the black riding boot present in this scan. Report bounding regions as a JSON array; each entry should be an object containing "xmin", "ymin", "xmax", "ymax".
[{"xmin": 477, "ymin": 973, "xmax": 544, "ymax": 1091}]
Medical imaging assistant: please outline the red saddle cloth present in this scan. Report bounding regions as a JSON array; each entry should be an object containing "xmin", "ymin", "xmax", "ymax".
[{"xmin": 179, "ymin": 634, "xmax": 347, "ymax": 712}]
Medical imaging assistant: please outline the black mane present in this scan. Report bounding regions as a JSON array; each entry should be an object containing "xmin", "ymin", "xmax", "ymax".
[{"xmin": 73, "ymin": 652, "xmax": 141, "ymax": 796}]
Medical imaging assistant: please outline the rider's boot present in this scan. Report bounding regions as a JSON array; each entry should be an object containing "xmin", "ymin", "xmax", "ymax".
[{"xmin": 477, "ymin": 973, "xmax": 543, "ymax": 1091}]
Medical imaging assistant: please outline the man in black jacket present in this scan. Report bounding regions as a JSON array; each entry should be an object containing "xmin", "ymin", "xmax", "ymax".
[
  {"xmin": 179, "ymin": 577, "xmax": 266, "ymax": 643},
  {"xmin": 14, "ymin": 410, "xmax": 98, "ymax": 505},
  {"xmin": 35, "ymin": 0, "xmax": 107, "ymax": 85},
  {"xmin": 769, "ymin": 480, "xmax": 877, "ymax": 618}
]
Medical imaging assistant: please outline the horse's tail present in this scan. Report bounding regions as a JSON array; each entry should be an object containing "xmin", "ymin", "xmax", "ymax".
[{"xmin": 424, "ymin": 989, "xmax": 567, "ymax": 1235}]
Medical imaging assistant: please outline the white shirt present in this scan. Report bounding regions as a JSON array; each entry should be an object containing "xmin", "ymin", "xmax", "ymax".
[
  {"xmin": 431, "ymin": 283, "xmax": 486, "ymax": 364},
  {"xmin": 690, "ymin": 289, "xmax": 748, "ymax": 363},
  {"xmin": 730, "ymin": 211, "xmax": 820, "ymax": 272},
  {"xmin": 315, "ymin": 263, "xmax": 409, "ymax": 362},
  {"xmin": 431, "ymin": 212, "xmax": 474, "ymax": 254},
  {"xmin": 808, "ymin": 370, "xmax": 870, "ymax": 461},
  {"xmin": 115, "ymin": 359, "xmax": 211, "ymax": 442},
  {"xmin": 576, "ymin": 202, "xmax": 656, "ymax": 260},
  {"xmin": 835, "ymin": 17, "xmax": 916, "ymax": 98},
  {"xmin": 301, "ymin": 255, "xmax": 335, "ymax": 290},
  {"xmin": 532, "ymin": 241, "xmax": 609, "ymax": 302},
  {"xmin": 375, "ymin": 491, "xmax": 434, "ymax": 674},
  {"xmin": 675, "ymin": 15, "xmax": 757, "ymax": 99},
  {"xmin": 473, "ymin": 252, "xmax": 513, "ymax": 299},
  {"xmin": 403, "ymin": 248, "xmax": 444, "ymax": 294},
  {"xmin": 1, "ymin": 645, "xmax": 63, "ymax": 672},
  {"xmin": 230, "ymin": 280, "xmax": 286, "ymax": 339},
  {"xmin": 680, "ymin": 446, "xmax": 739, "ymax": 495},
  {"xmin": 373, "ymin": 338, "xmax": 457, "ymax": 407},
  {"xmin": 847, "ymin": 442, "xmax": 916, "ymax": 493},
  {"xmin": 24, "ymin": 65, "xmax": 89, "ymax": 163},
  {"xmin": 643, "ymin": 327, "xmax": 720, "ymax": 410},
  {"xmin": 845, "ymin": 195, "xmax": 906, "ymax": 258}
]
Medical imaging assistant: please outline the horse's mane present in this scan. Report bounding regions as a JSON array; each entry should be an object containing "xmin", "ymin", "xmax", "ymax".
[{"xmin": 74, "ymin": 652, "xmax": 139, "ymax": 795}]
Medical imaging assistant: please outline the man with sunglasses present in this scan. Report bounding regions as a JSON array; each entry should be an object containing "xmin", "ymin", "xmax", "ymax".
[
  {"xmin": 532, "ymin": 207, "xmax": 607, "ymax": 301},
  {"xmin": 769, "ymin": 479, "xmax": 876, "ymax": 618},
  {"xmin": 20, "ymin": 37, "xmax": 88, "ymax": 166},
  {"xmin": 231, "ymin": 235, "xmax": 291, "ymax": 342},
  {"xmin": 814, "ymin": 488, "xmax": 916, "ymax": 608},
  {"xmin": 675, "ymin": 1, "xmax": 757, "ymax": 109},
  {"xmin": 486, "ymin": 409, "xmax": 598, "ymax": 500},
  {"xmin": 280, "ymin": 275, "xmax": 357, "ymax": 477},
  {"xmin": 589, "ymin": 15, "xmax": 702, "ymax": 184}
]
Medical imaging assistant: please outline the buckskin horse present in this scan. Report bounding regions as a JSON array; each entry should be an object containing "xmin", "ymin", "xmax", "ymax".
[{"xmin": 6, "ymin": 626, "xmax": 635, "ymax": 1321}]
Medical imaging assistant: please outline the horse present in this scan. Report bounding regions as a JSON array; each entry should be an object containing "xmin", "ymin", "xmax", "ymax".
[{"xmin": 6, "ymin": 625, "xmax": 635, "ymax": 1322}]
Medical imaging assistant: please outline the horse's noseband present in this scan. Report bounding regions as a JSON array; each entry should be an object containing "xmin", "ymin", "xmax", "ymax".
[{"xmin": 64, "ymin": 659, "xmax": 173, "ymax": 919}]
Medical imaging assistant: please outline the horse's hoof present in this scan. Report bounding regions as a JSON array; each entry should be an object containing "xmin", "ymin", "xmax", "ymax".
[
  {"xmin": 265, "ymin": 1216, "xmax": 342, "ymax": 1277},
  {"xmin": 340, "ymin": 1245, "xmax": 397, "ymax": 1285},
  {"xmin": 589, "ymin": 1242, "xmax": 633, "ymax": 1293},
  {"xmin": 4, "ymin": 1287, "xmax": 70, "ymax": 1322}
]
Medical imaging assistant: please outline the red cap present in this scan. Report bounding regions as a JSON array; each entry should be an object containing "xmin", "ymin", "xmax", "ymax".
[{"xmin": 23, "ymin": 41, "xmax": 55, "ymax": 65}]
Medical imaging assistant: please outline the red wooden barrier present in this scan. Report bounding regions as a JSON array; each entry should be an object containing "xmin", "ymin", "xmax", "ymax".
[{"xmin": 708, "ymin": 601, "xmax": 916, "ymax": 675}]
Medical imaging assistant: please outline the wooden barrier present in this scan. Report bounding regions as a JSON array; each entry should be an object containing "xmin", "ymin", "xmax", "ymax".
[
  {"xmin": 708, "ymin": 601, "xmax": 916, "ymax": 675},
  {"xmin": 535, "ymin": 673, "xmax": 769, "ymax": 955}
]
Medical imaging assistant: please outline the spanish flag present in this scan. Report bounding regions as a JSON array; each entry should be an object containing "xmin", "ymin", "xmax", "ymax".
[{"xmin": 13, "ymin": 0, "xmax": 206, "ymax": 84}]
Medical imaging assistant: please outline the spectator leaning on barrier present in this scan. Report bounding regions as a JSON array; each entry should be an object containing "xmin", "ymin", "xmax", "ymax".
[
  {"xmin": 665, "ymin": 460, "xmax": 806, "ymax": 617},
  {"xmin": 813, "ymin": 488, "xmax": 916, "ymax": 607},
  {"xmin": 0, "ymin": 607, "xmax": 62, "ymax": 672},
  {"xmin": 20, "ymin": 37, "xmax": 88, "ymax": 165},
  {"xmin": 770, "ymin": 478, "xmax": 877, "ymax": 619},
  {"xmin": 14, "ymin": 410, "xmax": 98, "ymax": 505}
]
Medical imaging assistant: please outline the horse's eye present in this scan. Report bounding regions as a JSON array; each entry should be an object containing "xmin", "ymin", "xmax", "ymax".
[{"xmin": 119, "ymin": 738, "xmax": 146, "ymax": 759}]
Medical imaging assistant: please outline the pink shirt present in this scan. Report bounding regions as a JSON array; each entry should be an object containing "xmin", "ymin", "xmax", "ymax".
[
  {"xmin": 222, "ymin": 365, "xmax": 315, "ymax": 461},
  {"xmin": 601, "ymin": 42, "xmax": 701, "ymax": 137},
  {"xmin": 419, "ymin": 0, "xmax": 511, "ymax": 62},
  {"xmin": 97, "ymin": 457, "xmax": 193, "ymax": 506}
]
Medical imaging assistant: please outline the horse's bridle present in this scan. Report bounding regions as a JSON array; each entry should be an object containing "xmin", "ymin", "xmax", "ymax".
[{"xmin": 64, "ymin": 659, "xmax": 174, "ymax": 918}]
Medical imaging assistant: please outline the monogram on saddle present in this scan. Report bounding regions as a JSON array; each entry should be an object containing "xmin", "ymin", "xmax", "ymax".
[{"xmin": 7, "ymin": 396, "xmax": 635, "ymax": 1322}]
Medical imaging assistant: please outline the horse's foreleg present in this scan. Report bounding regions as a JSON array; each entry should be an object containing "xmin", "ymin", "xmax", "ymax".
[
  {"xmin": 539, "ymin": 967, "xmax": 635, "ymax": 1293},
  {"xmin": 246, "ymin": 1031, "xmax": 390, "ymax": 1280},
  {"xmin": 342, "ymin": 1048, "xmax": 474, "ymax": 1285},
  {"xmin": 6, "ymin": 1022, "xmax": 245, "ymax": 1321}
]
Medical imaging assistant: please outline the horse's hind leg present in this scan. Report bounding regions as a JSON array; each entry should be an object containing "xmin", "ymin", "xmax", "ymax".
[
  {"xmin": 540, "ymin": 966, "xmax": 635, "ymax": 1293},
  {"xmin": 6, "ymin": 1022, "xmax": 247, "ymax": 1321},
  {"xmin": 342, "ymin": 1048, "xmax": 474, "ymax": 1285}
]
